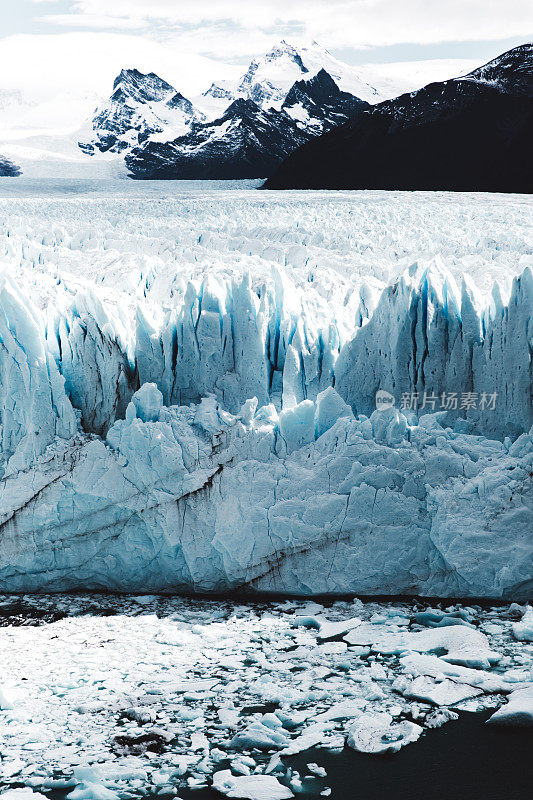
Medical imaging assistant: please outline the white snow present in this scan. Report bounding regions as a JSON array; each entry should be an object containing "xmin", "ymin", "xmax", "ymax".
[
  {"xmin": 0, "ymin": 792, "xmax": 49, "ymax": 800},
  {"xmin": 0, "ymin": 682, "xmax": 15, "ymax": 710}
]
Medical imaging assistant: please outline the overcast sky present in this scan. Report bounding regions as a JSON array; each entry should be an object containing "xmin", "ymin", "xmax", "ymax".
[
  {"xmin": 4, "ymin": 0, "xmax": 532, "ymax": 61},
  {"xmin": 1, "ymin": 0, "xmax": 531, "ymax": 108}
]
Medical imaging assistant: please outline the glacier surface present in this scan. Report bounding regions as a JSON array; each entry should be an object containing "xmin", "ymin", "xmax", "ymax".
[{"xmin": 0, "ymin": 183, "xmax": 531, "ymax": 597}]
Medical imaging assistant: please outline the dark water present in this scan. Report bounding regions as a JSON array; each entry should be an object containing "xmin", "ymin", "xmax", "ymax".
[
  {"xmin": 17, "ymin": 710, "xmax": 533, "ymax": 800},
  {"xmin": 173, "ymin": 711, "xmax": 532, "ymax": 800}
]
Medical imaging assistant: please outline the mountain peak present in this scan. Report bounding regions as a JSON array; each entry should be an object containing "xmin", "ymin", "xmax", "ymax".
[
  {"xmin": 222, "ymin": 97, "xmax": 264, "ymax": 118},
  {"xmin": 113, "ymin": 68, "xmax": 142, "ymax": 89},
  {"xmin": 282, "ymin": 68, "xmax": 369, "ymax": 129},
  {"xmin": 80, "ymin": 68, "xmax": 199, "ymax": 156},
  {"xmin": 461, "ymin": 42, "xmax": 533, "ymax": 97},
  {"xmin": 111, "ymin": 68, "xmax": 176, "ymax": 102}
]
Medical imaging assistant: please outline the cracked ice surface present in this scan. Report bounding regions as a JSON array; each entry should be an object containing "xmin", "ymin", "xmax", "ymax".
[
  {"xmin": 0, "ymin": 183, "xmax": 531, "ymax": 596},
  {"xmin": 0, "ymin": 596, "xmax": 532, "ymax": 797}
]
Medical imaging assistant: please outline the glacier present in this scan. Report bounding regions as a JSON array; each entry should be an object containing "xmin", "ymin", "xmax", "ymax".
[{"xmin": 0, "ymin": 183, "xmax": 531, "ymax": 597}]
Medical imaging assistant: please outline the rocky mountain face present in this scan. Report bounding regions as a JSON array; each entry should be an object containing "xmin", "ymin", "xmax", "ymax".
[
  {"xmin": 126, "ymin": 70, "xmax": 370, "ymax": 179},
  {"xmin": 282, "ymin": 69, "xmax": 369, "ymax": 129},
  {"xmin": 125, "ymin": 98, "xmax": 311, "ymax": 179},
  {"xmin": 79, "ymin": 68, "xmax": 203, "ymax": 156},
  {"xmin": 264, "ymin": 44, "xmax": 533, "ymax": 192},
  {"xmin": 78, "ymin": 42, "xmax": 371, "ymax": 178}
]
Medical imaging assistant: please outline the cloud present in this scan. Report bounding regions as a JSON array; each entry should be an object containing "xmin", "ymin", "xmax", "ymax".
[
  {"xmin": 41, "ymin": 14, "xmax": 146, "ymax": 30},
  {"xmin": 32, "ymin": 0, "xmax": 533, "ymax": 54},
  {"xmin": 0, "ymin": 31, "xmax": 240, "ymax": 102}
]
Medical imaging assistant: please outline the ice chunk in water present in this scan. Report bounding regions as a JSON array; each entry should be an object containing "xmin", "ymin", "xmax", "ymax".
[
  {"xmin": 487, "ymin": 686, "xmax": 533, "ymax": 726},
  {"xmin": 212, "ymin": 770, "xmax": 294, "ymax": 799},
  {"xmin": 347, "ymin": 712, "xmax": 423, "ymax": 753},
  {"xmin": 513, "ymin": 606, "xmax": 533, "ymax": 642}
]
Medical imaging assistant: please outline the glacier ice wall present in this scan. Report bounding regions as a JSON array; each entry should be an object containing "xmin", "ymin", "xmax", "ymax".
[
  {"xmin": 0, "ymin": 386, "xmax": 531, "ymax": 598},
  {"xmin": 0, "ymin": 256, "xmax": 531, "ymax": 597},
  {"xmin": 44, "ymin": 260, "xmax": 532, "ymax": 439},
  {"xmin": 0, "ymin": 276, "xmax": 77, "ymax": 476},
  {"xmin": 336, "ymin": 263, "xmax": 533, "ymax": 438}
]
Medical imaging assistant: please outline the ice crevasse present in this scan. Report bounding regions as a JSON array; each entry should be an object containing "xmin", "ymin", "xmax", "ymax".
[{"xmin": 0, "ymin": 261, "xmax": 531, "ymax": 597}]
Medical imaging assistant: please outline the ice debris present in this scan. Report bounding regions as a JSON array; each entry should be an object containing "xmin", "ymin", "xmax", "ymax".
[
  {"xmin": 347, "ymin": 712, "xmax": 423, "ymax": 753},
  {"xmin": 212, "ymin": 770, "xmax": 294, "ymax": 799},
  {"xmin": 513, "ymin": 606, "xmax": 533, "ymax": 642},
  {"xmin": 0, "ymin": 594, "xmax": 531, "ymax": 796}
]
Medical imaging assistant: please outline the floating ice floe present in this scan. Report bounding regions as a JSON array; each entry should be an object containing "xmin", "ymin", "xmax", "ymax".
[
  {"xmin": 347, "ymin": 712, "xmax": 423, "ymax": 754},
  {"xmin": 392, "ymin": 674, "xmax": 483, "ymax": 706},
  {"xmin": 67, "ymin": 765, "xmax": 119, "ymax": 800},
  {"xmin": 512, "ymin": 606, "xmax": 533, "ymax": 642},
  {"xmin": 399, "ymin": 653, "xmax": 523, "ymax": 694},
  {"xmin": 487, "ymin": 685, "xmax": 533, "ymax": 726},
  {"xmin": 212, "ymin": 770, "xmax": 294, "ymax": 799},
  {"xmin": 345, "ymin": 623, "xmax": 501, "ymax": 668}
]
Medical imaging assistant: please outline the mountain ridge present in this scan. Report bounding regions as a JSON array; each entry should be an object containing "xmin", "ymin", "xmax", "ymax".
[
  {"xmin": 125, "ymin": 69, "xmax": 370, "ymax": 179},
  {"xmin": 263, "ymin": 43, "xmax": 533, "ymax": 192}
]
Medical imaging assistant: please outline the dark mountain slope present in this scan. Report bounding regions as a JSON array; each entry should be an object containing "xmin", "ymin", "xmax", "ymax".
[
  {"xmin": 264, "ymin": 44, "xmax": 533, "ymax": 192},
  {"xmin": 126, "ymin": 72, "xmax": 368, "ymax": 180},
  {"xmin": 126, "ymin": 99, "xmax": 311, "ymax": 179}
]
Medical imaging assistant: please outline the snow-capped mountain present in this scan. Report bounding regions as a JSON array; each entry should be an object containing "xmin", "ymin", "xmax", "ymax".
[
  {"xmin": 125, "ymin": 97, "xmax": 312, "ymax": 180},
  {"xmin": 265, "ymin": 43, "xmax": 533, "ymax": 192},
  {"xmin": 79, "ymin": 43, "xmax": 375, "ymax": 172},
  {"xmin": 5, "ymin": 39, "xmax": 523, "ymax": 180},
  {"xmin": 79, "ymin": 68, "xmax": 203, "ymax": 156},
  {"xmin": 200, "ymin": 39, "xmax": 385, "ymax": 117},
  {"xmin": 126, "ymin": 71, "xmax": 369, "ymax": 179}
]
